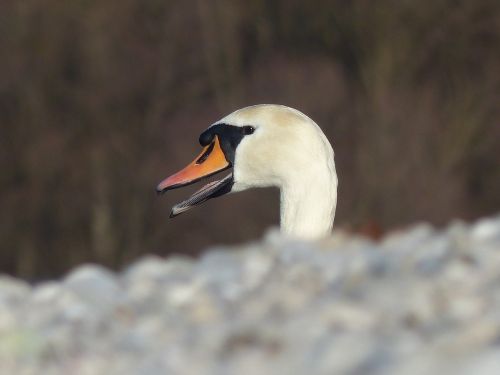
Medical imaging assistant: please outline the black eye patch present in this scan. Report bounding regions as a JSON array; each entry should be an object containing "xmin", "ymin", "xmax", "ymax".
[
  {"xmin": 198, "ymin": 123, "xmax": 254, "ymax": 164},
  {"xmin": 242, "ymin": 126, "xmax": 255, "ymax": 135},
  {"xmin": 199, "ymin": 130, "xmax": 215, "ymax": 147}
]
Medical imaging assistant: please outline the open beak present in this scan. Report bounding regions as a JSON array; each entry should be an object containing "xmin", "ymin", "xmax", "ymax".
[{"xmin": 156, "ymin": 135, "xmax": 234, "ymax": 217}]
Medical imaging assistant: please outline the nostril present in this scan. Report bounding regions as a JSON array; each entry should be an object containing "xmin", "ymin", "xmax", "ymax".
[{"xmin": 195, "ymin": 142, "xmax": 215, "ymax": 164}]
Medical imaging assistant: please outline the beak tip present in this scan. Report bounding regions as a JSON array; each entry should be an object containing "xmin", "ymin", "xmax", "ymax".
[
  {"xmin": 170, "ymin": 207, "xmax": 181, "ymax": 218},
  {"xmin": 156, "ymin": 184, "xmax": 166, "ymax": 195}
]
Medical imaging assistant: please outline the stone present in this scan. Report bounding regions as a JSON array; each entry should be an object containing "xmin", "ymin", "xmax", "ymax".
[
  {"xmin": 0, "ymin": 214, "xmax": 499, "ymax": 374},
  {"xmin": 63, "ymin": 264, "xmax": 123, "ymax": 313}
]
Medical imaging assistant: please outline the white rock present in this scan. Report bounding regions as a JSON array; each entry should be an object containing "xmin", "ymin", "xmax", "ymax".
[
  {"xmin": 0, "ymin": 275, "xmax": 30, "ymax": 305},
  {"xmin": 471, "ymin": 216, "xmax": 500, "ymax": 243},
  {"xmin": 1, "ymin": 214, "xmax": 500, "ymax": 374},
  {"xmin": 64, "ymin": 264, "xmax": 123, "ymax": 312}
]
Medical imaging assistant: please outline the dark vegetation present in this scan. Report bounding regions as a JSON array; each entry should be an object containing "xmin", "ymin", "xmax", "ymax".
[{"xmin": 1, "ymin": 0, "xmax": 499, "ymax": 279}]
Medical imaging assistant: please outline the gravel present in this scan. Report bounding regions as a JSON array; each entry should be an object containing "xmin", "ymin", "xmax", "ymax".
[{"xmin": 1, "ymin": 215, "xmax": 500, "ymax": 374}]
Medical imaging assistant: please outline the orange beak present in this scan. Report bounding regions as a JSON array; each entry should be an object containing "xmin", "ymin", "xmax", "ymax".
[{"xmin": 156, "ymin": 135, "xmax": 230, "ymax": 194}]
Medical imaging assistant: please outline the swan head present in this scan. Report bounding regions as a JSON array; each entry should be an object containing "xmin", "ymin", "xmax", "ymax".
[{"xmin": 157, "ymin": 104, "xmax": 337, "ymax": 225}]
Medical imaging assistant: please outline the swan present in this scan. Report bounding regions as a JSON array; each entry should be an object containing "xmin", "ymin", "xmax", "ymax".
[{"xmin": 156, "ymin": 104, "xmax": 338, "ymax": 239}]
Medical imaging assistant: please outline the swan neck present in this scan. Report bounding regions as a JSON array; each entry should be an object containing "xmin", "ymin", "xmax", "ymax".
[{"xmin": 280, "ymin": 175, "xmax": 337, "ymax": 239}]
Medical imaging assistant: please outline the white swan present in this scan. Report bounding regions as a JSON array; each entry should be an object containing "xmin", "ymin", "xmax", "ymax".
[{"xmin": 157, "ymin": 104, "xmax": 338, "ymax": 239}]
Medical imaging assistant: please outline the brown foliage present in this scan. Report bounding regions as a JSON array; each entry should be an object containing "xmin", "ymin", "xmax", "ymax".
[{"xmin": 1, "ymin": 0, "xmax": 499, "ymax": 278}]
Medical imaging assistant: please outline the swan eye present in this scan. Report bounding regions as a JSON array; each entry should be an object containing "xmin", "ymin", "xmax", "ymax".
[{"xmin": 242, "ymin": 126, "xmax": 255, "ymax": 135}]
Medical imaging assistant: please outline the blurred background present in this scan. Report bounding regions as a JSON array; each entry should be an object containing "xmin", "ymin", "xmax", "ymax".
[{"xmin": 0, "ymin": 0, "xmax": 499, "ymax": 279}]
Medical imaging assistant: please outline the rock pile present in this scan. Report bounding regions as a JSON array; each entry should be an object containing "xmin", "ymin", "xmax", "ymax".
[{"xmin": 1, "ymin": 215, "xmax": 500, "ymax": 374}]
